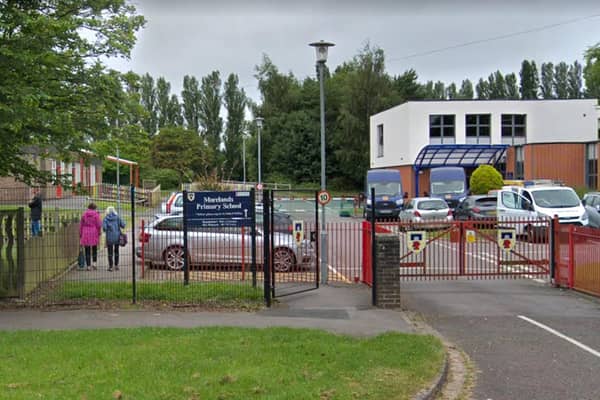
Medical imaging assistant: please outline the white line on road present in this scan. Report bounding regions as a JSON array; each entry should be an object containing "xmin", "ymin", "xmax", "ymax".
[{"xmin": 518, "ymin": 315, "xmax": 600, "ymax": 359}]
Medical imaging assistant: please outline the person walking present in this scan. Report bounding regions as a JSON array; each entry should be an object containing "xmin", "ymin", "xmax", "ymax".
[
  {"xmin": 79, "ymin": 203, "xmax": 102, "ymax": 271},
  {"xmin": 103, "ymin": 206, "xmax": 125, "ymax": 271},
  {"xmin": 28, "ymin": 189, "xmax": 43, "ymax": 236}
]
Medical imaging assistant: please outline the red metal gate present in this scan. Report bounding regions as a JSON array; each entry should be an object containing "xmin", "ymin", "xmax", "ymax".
[{"xmin": 373, "ymin": 218, "xmax": 551, "ymax": 280}]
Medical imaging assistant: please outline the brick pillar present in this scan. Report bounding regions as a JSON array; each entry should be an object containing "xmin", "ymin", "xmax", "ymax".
[{"xmin": 375, "ymin": 233, "xmax": 401, "ymax": 308}]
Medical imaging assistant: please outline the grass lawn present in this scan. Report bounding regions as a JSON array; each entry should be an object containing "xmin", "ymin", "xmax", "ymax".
[
  {"xmin": 48, "ymin": 281, "xmax": 265, "ymax": 307},
  {"xmin": 0, "ymin": 327, "xmax": 444, "ymax": 400}
]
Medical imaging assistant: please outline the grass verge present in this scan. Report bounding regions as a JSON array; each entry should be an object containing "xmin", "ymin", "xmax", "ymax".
[
  {"xmin": 0, "ymin": 327, "xmax": 444, "ymax": 399},
  {"xmin": 46, "ymin": 281, "xmax": 264, "ymax": 308}
]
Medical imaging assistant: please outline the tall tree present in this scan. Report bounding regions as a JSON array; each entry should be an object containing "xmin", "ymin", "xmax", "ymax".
[
  {"xmin": 553, "ymin": 62, "xmax": 569, "ymax": 99},
  {"xmin": 420, "ymin": 81, "xmax": 435, "ymax": 99},
  {"xmin": 520, "ymin": 60, "xmax": 539, "ymax": 99},
  {"xmin": 181, "ymin": 75, "xmax": 201, "ymax": 133},
  {"xmin": 156, "ymin": 77, "xmax": 172, "ymax": 128},
  {"xmin": 476, "ymin": 78, "xmax": 490, "ymax": 99},
  {"xmin": 393, "ymin": 69, "xmax": 422, "ymax": 101},
  {"xmin": 167, "ymin": 94, "xmax": 183, "ymax": 126},
  {"xmin": 568, "ymin": 61, "xmax": 583, "ymax": 99},
  {"xmin": 199, "ymin": 71, "xmax": 224, "ymax": 159},
  {"xmin": 140, "ymin": 73, "xmax": 158, "ymax": 136},
  {"xmin": 488, "ymin": 71, "xmax": 507, "ymax": 99},
  {"xmin": 457, "ymin": 79, "xmax": 474, "ymax": 99},
  {"xmin": 330, "ymin": 43, "xmax": 395, "ymax": 188},
  {"xmin": 540, "ymin": 62, "xmax": 554, "ymax": 99},
  {"xmin": 505, "ymin": 73, "xmax": 520, "ymax": 99},
  {"xmin": 433, "ymin": 81, "xmax": 446, "ymax": 99},
  {"xmin": 0, "ymin": 1, "xmax": 145, "ymax": 183},
  {"xmin": 446, "ymin": 83, "xmax": 457, "ymax": 99},
  {"xmin": 223, "ymin": 74, "xmax": 247, "ymax": 179},
  {"xmin": 584, "ymin": 43, "xmax": 600, "ymax": 100}
]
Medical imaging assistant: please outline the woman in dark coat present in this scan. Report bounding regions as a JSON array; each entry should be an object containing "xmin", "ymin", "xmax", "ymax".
[{"xmin": 103, "ymin": 206, "xmax": 126, "ymax": 271}]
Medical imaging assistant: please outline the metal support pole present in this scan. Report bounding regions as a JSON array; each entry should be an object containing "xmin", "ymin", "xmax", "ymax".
[
  {"xmin": 243, "ymin": 137, "xmax": 246, "ymax": 188},
  {"xmin": 318, "ymin": 61, "xmax": 328, "ymax": 284},
  {"xmin": 258, "ymin": 126, "xmax": 262, "ymax": 186}
]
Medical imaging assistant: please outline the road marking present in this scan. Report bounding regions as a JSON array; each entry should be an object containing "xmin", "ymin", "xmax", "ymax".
[
  {"xmin": 327, "ymin": 263, "xmax": 351, "ymax": 283},
  {"xmin": 518, "ymin": 315, "xmax": 600, "ymax": 359}
]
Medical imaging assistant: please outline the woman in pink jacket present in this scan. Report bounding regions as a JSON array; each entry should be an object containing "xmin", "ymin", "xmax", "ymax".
[{"xmin": 80, "ymin": 202, "xmax": 102, "ymax": 270}]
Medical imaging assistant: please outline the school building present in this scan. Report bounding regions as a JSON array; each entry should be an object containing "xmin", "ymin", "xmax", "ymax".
[{"xmin": 369, "ymin": 99, "xmax": 600, "ymax": 197}]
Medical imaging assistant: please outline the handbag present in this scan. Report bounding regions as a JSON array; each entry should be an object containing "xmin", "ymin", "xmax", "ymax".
[
  {"xmin": 119, "ymin": 230, "xmax": 128, "ymax": 247},
  {"xmin": 78, "ymin": 247, "xmax": 85, "ymax": 268}
]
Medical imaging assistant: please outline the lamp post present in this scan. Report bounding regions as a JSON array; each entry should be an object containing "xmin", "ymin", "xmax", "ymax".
[
  {"xmin": 309, "ymin": 40, "xmax": 334, "ymax": 285},
  {"xmin": 255, "ymin": 117, "xmax": 264, "ymax": 188},
  {"xmin": 242, "ymin": 134, "xmax": 247, "ymax": 188}
]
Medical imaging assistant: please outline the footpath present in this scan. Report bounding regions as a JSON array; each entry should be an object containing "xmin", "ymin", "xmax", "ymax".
[{"xmin": 0, "ymin": 284, "xmax": 415, "ymax": 336}]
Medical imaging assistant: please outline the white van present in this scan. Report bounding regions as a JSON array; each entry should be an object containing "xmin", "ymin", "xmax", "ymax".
[{"xmin": 497, "ymin": 185, "xmax": 588, "ymax": 237}]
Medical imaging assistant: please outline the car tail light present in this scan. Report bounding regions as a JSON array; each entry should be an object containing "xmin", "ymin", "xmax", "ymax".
[
  {"xmin": 414, "ymin": 210, "xmax": 421, "ymax": 217},
  {"xmin": 139, "ymin": 232, "xmax": 151, "ymax": 243},
  {"xmin": 472, "ymin": 207, "xmax": 481, "ymax": 213},
  {"xmin": 288, "ymin": 224, "xmax": 293, "ymax": 233},
  {"xmin": 166, "ymin": 193, "xmax": 176, "ymax": 214}
]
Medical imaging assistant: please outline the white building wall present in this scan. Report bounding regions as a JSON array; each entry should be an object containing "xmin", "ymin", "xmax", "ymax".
[{"xmin": 370, "ymin": 99, "xmax": 598, "ymax": 169}]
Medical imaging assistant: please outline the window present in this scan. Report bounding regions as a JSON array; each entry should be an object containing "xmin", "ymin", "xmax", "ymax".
[
  {"xmin": 429, "ymin": 114, "xmax": 455, "ymax": 144},
  {"xmin": 501, "ymin": 114, "xmax": 527, "ymax": 145},
  {"xmin": 586, "ymin": 143, "xmax": 598, "ymax": 189},
  {"xmin": 514, "ymin": 146, "xmax": 524, "ymax": 180},
  {"xmin": 465, "ymin": 114, "xmax": 491, "ymax": 144},
  {"xmin": 377, "ymin": 124, "xmax": 384, "ymax": 158}
]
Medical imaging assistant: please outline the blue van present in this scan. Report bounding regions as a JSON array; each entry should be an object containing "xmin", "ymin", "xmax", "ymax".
[
  {"xmin": 364, "ymin": 169, "xmax": 404, "ymax": 218},
  {"xmin": 429, "ymin": 167, "xmax": 468, "ymax": 209}
]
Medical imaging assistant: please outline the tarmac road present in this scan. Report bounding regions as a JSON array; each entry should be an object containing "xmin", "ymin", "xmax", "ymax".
[{"xmin": 400, "ymin": 279, "xmax": 600, "ymax": 400}]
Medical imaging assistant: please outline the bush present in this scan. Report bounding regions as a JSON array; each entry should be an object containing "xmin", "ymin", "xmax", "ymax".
[
  {"xmin": 470, "ymin": 165, "xmax": 503, "ymax": 195},
  {"xmin": 145, "ymin": 168, "xmax": 180, "ymax": 190}
]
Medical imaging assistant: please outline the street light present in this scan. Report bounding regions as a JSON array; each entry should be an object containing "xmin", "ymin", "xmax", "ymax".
[
  {"xmin": 255, "ymin": 117, "xmax": 264, "ymax": 188},
  {"xmin": 309, "ymin": 40, "xmax": 334, "ymax": 285},
  {"xmin": 242, "ymin": 128, "xmax": 250, "ymax": 189}
]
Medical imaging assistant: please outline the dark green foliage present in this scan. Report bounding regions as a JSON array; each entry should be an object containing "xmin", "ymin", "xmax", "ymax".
[
  {"xmin": 568, "ymin": 61, "xmax": 583, "ymax": 99},
  {"xmin": 150, "ymin": 126, "xmax": 207, "ymax": 184},
  {"xmin": 505, "ymin": 73, "xmax": 520, "ymax": 99},
  {"xmin": 476, "ymin": 78, "xmax": 490, "ymax": 99},
  {"xmin": 553, "ymin": 62, "xmax": 569, "ymax": 99},
  {"xmin": 223, "ymin": 74, "xmax": 247, "ymax": 180},
  {"xmin": 584, "ymin": 43, "xmax": 600, "ymax": 99},
  {"xmin": 540, "ymin": 62, "xmax": 554, "ymax": 99},
  {"xmin": 457, "ymin": 79, "xmax": 474, "ymax": 99},
  {"xmin": 520, "ymin": 60, "xmax": 539, "ymax": 99},
  {"xmin": 0, "ymin": 1, "xmax": 145, "ymax": 184},
  {"xmin": 470, "ymin": 165, "xmax": 504, "ymax": 195}
]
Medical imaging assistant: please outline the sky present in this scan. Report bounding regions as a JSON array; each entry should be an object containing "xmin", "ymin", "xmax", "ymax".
[{"xmin": 106, "ymin": 0, "xmax": 600, "ymax": 104}]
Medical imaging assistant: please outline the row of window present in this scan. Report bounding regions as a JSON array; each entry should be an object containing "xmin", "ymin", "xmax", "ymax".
[
  {"xmin": 376, "ymin": 114, "xmax": 527, "ymax": 158},
  {"xmin": 429, "ymin": 114, "xmax": 526, "ymax": 145}
]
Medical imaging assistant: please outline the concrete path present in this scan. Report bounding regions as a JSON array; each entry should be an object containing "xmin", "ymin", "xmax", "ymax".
[{"xmin": 0, "ymin": 284, "xmax": 417, "ymax": 337}]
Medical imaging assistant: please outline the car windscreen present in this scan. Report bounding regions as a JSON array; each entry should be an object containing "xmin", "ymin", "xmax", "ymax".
[
  {"xmin": 531, "ymin": 189, "xmax": 581, "ymax": 208},
  {"xmin": 474, "ymin": 197, "xmax": 497, "ymax": 207},
  {"xmin": 418, "ymin": 200, "xmax": 448, "ymax": 210},
  {"xmin": 431, "ymin": 180, "xmax": 465, "ymax": 195},
  {"xmin": 368, "ymin": 182, "xmax": 400, "ymax": 196}
]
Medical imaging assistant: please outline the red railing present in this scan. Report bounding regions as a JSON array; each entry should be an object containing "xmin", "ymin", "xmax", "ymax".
[{"xmin": 554, "ymin": 224, "xmax": 600, "ymax": 297}]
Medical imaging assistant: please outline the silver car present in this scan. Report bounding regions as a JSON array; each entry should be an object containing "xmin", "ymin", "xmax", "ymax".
[
  {"xmin": 399, "ymin": 197, "xmax": 453, "ymax": 228},
  {"xmin": 139, "ymin": 215, "xmax": 314, "ymax": 272}
]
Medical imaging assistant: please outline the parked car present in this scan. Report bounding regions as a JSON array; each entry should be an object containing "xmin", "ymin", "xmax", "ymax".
[
  {"xmin": 256, "ymin": 210, "xmax": 294, "ymax": 234},
  {"xmin": 139, "ymin": 215, "xmax": 314, "ymax": 272},
  {"xmin": 582, "ymin": 192, "xmax": 600, "ymax": 229},
  {"xmin": 399, "ymin": 197, "xmax": 453, "ymax": 229},
  {"xmin": 454, "ymin": 195, "xmax": 498, "ymax": 227}
]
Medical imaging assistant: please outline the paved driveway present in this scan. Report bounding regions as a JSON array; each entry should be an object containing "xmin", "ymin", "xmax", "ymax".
[{"xmin": 401, "ymin": 279, "xmax": 600, "ymax": 400}]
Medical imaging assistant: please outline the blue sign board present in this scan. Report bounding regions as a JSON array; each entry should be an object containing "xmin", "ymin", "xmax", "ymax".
[{"xmin": 183, "ymin": 191, "xmax": 254, "ymax": 228}]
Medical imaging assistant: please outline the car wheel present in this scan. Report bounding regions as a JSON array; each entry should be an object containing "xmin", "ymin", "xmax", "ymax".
[
  {"xmin": 273, "ymin": 247, "xmax": 296, "ymax": 273},
  {"xmin": 164, "ymin": 245, "xmax": 185, "ymax": 271}
]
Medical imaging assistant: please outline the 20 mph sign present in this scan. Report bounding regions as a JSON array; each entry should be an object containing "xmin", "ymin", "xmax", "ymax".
[{"xmin": 317, "ymin": 190, "xmax": 332, "ymax": 206}]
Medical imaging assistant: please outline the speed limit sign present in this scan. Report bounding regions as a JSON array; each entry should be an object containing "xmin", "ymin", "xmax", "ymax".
[{"xmin": 317, "ymin": 190, "xmax": 332, "ymax": 206}]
